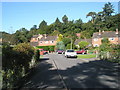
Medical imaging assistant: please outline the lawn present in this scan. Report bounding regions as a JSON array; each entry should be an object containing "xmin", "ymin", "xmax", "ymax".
[{"xmin": 77, "ymin": 54, "xmax": 96, "ymax": 59}]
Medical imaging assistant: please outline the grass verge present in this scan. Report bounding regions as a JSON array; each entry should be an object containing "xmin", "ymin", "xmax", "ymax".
[{"xmin": 77, "ymin": 54, "xmax": 96, "ymax": 59}]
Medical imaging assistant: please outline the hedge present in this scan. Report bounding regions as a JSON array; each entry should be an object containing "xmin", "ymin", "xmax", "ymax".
[{"xmin": 36, "ymin": 46, "xmax": 55, "ymax": 51}]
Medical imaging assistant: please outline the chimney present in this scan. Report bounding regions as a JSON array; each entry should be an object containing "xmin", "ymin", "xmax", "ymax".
[
  {"xmin": 44, "ymin": 34, "xmax": 47, "ymax": 39},
  {"xmin": 99, "ymin": 30, "xmax": 101, "ymax": 35},
  {"xmin": 116, "ymin": 28, "xmax": 118, "ymax": 34}
]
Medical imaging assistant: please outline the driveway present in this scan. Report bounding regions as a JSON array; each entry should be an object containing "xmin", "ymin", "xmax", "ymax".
[{"xmin": 22, "ymin": 53, "xmax": 119, "ymax": 89}]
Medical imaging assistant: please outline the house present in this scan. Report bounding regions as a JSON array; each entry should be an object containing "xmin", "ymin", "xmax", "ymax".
[
  {"xmin": 30, "ymin": 34, "xmax": 43, "ymax": 42},
  {"xmin": 30, "ymin": 34, "xmax": 43, "ymax": 47},
  {"xmin": 30, "ymin": 34, "xmax": 58, "ymax": 47},
  {"xmin": 74, "ymin": 39, "xmax": 92, "ymax": 48},
  {"xmin": 38, "ymin": 35, "xmax": 58, "ymax": 46},
  {"xmin": 92, "ymin": 29, "xmax": 120, "ymax": 47}
]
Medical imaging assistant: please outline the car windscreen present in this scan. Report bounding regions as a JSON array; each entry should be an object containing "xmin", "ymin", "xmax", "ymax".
[{"xmin": 67, "ymin": 50, "xmax": 74, "ymax": 52}]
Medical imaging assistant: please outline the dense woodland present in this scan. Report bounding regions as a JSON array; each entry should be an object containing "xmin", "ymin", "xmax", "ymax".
[{"xmin": 1, "ymin": 2, "xmax": 120, "ymax": 45}]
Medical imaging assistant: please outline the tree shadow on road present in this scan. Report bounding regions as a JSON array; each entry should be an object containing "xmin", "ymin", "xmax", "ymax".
[
  {"xmin": 39, "ymin": 57, "xmax": 49, "ymax": 61},
  {"xmin": 20, "ymin": 59, "xmax": 119, "ymax": 90},
  {"xmin": 58, "ymin": 60, "xmax": 119, "ymax": 89}
]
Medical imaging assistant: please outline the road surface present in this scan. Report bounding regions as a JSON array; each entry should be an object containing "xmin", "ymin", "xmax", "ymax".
[{"xmin": 22, "ymin": 53, "xmax": 119, "ymax": 89}]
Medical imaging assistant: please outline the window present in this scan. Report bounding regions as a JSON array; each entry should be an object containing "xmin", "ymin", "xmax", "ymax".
[
  {"xmin": 45, "ymin": 41, "xmax": 48, "ymax": 44},
  {"xmin": 109, "ymin": 38, "xmax": 114, "ymax": 41},
  {"xmin": 50, "ymin": 41, "xmax": 54, "ymax": 43},
  {"xmin": 94, "ymin": 44, "xmax": 99, "ymax": 47},
  {"xmin": 40, "ymin": 41, "xmax": 42, "ymax": 43},
  {"xmin": 94, "ymin": 38, "xmax": 98, "ymax": 41}
]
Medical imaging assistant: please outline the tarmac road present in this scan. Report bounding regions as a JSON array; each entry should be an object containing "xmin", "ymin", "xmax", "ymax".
[{"xmin": 22, "ymin": 53, "xmax": 119, "ymax": 89}]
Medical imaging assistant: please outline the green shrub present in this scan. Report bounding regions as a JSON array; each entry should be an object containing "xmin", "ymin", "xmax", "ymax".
[
  {"xmin": 36, "ymin": 46, "xmax": 55, "ymax": 51},
  {"xmin": 98, "ymin": 44, "xmax": 120, "ymax": 63},
  {"xmin": 49, "ymin": 46, "xmax": 54, "ymax": 51},
  {"xmin": 34, "ymin": 49, "xmax": 40, "ymax": 61},
  {"xmin": 13, "ymin": 43, "xmax": 34, "ymax": 72},
  {"xmin": 2, "ymin": 43, "xmax": 35, "ymax": 88}
]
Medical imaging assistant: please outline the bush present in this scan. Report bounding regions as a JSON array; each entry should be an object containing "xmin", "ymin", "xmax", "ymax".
[
  {"xmin": 2, "ymin": 43, "xmax": 35, "ymax": 88},
  {"xmin": 78, "ymin": 41, "xmax": 89, "ymax": 49},
  {"xmin": 36, "ymin": 46, "xmax": 55, "ymax": 51},
  {"xmin": 49, "ymin": 46, "xmax": 54, "ymax": 51},
  {"xmin": 98, "ymin": 44, "xmax": 120, "ymax": 63},
  {"xmin": 13, "ymin": 43, "xmax": 34, "ymax": 73},
  {"xmin": 34, "ymin": 49, "xmax": 40, "ymax": 61}
]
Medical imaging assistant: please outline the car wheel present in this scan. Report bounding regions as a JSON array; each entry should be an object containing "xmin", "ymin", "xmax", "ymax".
[{"xmin": 82, "ymin": 52, "xmax": 85, "ymax": 54}]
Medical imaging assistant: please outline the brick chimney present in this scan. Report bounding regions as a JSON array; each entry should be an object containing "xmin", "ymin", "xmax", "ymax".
[
  {"xmin": 44, "ymin": 34, "xmax": 47, "ymax": 39},
  {"xmin": 99, "ymin": 30, "xmax": 101, "ymax": 35},
  {"xmin": 116, "ymin": 28, "xmax": 118, "ymax": 34}
]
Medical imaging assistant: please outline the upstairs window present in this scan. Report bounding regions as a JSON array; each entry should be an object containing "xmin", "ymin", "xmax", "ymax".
[
  {"xmin": 50, "ymin": 41, "xmax": 54, "ymax": 43},
  {"xmin": 94, "ymin": 38, "xmax": 98, "ymax": 41},
  {"xmin": 45, "ymin": 41, "xmax": 48, "ymax": 44},
  {"xmin": 40, "ymin": 41, "xmax": 42, "ymax": 43},
  {"xmin": 109, "ymin": 38, "xmax": 114, "ymax": 41}
]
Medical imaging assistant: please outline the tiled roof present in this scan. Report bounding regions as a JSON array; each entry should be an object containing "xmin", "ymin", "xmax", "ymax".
[
  {"xmin": 74, "ymin": 39, "xmax": 92, "ymax": 45},
  {"xmin": 40, "ymin": 36, "xmax": 58, "ymax": 41},
  {"xmin": 30, "ymin": 42, "xmax": 38, "ymax": 46},
  {"xmin": 32, "ymin": 35, "xmax": 39, "ymax": 38},
  {"xmin": 93, "ymin": 31, "xmax": 120, "ymax": 38}
]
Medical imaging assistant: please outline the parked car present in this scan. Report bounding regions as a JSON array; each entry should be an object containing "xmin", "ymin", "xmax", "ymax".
[
  {"xmin": 76, "ymin": 50, "xmax": 87, "ymax": 54},
  {"xmin": 39, "ymin": 49, "xmax": 49, "ymax": 55},
  {"xmin": 65, "ymin": 49, "xmax": 77, "ymax": 58},
  {"xmin": 57, "ymin": 49, "xmax": 64, "ymax": 54}
]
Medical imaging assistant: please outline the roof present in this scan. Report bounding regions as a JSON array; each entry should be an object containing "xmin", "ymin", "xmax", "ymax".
[
  {"xmin": 76, "ymin": 33, "xmax": 81, "ymax": 37},
  {"xmin": 93, "ymin": 31, "xmax": 120, "ymax": 38},
  {"xmin": 40, "ymin": 35, "xmax": 58, "ymax": 41},
  {"xmin": 74, "ymin": 39, "xmax": 92, "ymax": 45},
  {"xmin": 32, "ymin": 35, "xmax": 39, "ymax": 38},
  {"xmin": 30, "ymin": 42, "xmax": 38, "ymax": 46}
]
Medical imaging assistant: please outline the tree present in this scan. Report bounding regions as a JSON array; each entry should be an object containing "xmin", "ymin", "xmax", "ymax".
[
  {"xmin": 39, "ymin": 20, "xmax": 47, "ymax": 29},
  {"xmin": 79, "ymin": 41, "xmax": 89, "ymax": 49},
  {"xmin": 31, "ymin": 25, "xmax": 37, "ymax": 30},
  {"xmin": 102, "ymin": 2, "xmax": 114, "ymax": 16},
  {"xmin": 62, "ymin": 38, "xmax": 71, "ymax": 47},
  {"xmin": 62, "ymin": 15, "xmax": 68, "ymax": 23},
  {"xmin": 80, "ymin": 30, "xmax": 93, "ymax": 39},
  {"xmin": 57, "ymin": 34, "xmax": 63, "ymax": 42},
  {"xmin": 55, "ymin": 17, "xmax": 61, "ymax": 24},
  {"xmin": 14, "ymin": 28, "xmax": 29, "ymax": 43},
  {"xmin": 86, "ymin": 12, "xmax": 96, "ymax": 23},
  {"xmin": 56, "ymin": 41, "xmax": 65, "ymax": 50},
  {"xmin": 50, "ymin": 30, "xmax": 60, "ymax": 36},
  {"xmin": 101, "ymin": 38, "xmax": 110, "ymax": 44}
]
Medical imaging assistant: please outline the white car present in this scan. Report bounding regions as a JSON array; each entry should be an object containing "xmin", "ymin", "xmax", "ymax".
[{"xmin": 65, "ymin": 49, "xmax": 77, "ymax": 58}]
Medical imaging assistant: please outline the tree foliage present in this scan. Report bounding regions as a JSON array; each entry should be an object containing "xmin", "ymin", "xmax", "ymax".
[
  {"xmin": 56, "ymin": 41, "xmax": 65, "ymax": 50},
  {"xmin": 1, "ymin": 2, "xmax": 119, "ymax": 46},
  {"xmin": 78, "ymin": 41, "xmax": 89, "ymax": 49}
]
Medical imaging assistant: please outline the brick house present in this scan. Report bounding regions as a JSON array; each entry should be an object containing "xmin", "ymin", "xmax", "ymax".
[
  {"xmin": 92, "ymin": 29, "xmax": 120, "ymax": 47},
  {"xmin": 30, "ymin": 34, "xmax": 58, "ymax": 47},
  {"xmin": 30, "ymin": 34, "xmax": 43, "ymax": 42},
  {"xmin": 38, "ymin": 35, "xmax": 58, "ymax": 46}
]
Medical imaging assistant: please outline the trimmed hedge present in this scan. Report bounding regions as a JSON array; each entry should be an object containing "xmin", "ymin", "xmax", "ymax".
[{"xmin": 36, "ymin": 46, "xmax": 55, "ymax": 51}]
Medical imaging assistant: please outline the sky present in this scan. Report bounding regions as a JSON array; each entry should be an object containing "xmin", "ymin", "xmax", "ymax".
[{"xmin": 1, "ymin": 2, "xmax": 119, "ymax": 34}]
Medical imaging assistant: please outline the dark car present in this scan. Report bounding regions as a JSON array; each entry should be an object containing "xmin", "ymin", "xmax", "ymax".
[
  {"xmin": 57, "ymin": 49, "xmax": 64, "ymax": 54},
  {"xmin": 76, "ymin": 50, "xmax": 87, "ymax": 54}
]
